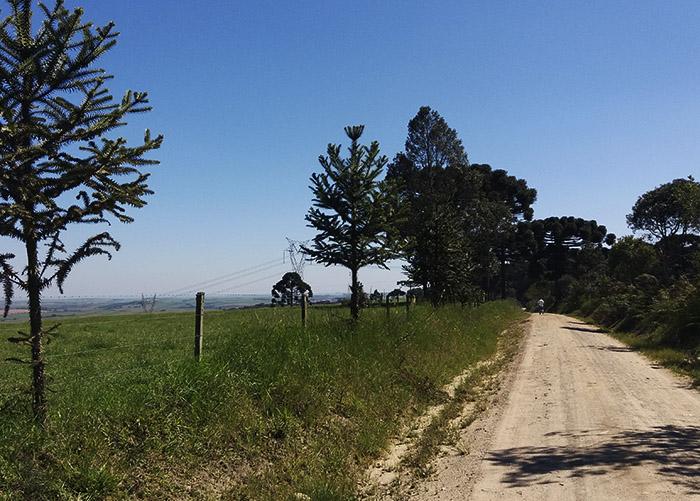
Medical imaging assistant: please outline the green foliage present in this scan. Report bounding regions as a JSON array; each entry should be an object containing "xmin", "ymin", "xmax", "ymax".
[
  {"xmin": 465, "ymin": 167, "xmax": 537, "ymax": 300},
  {"xmin": 513, "ymin": 216, "xmax": 614, "ymax": 309},
  {"xmin": 304, "ymin": 125, "xmax": 395, "ymax": 319},
  {"xmin": 625, "ymin": 177, "xmax": 700, "ymax": 283},
  {"xmin": 647, "ymin": 277, "xmax": 700, "ymax": 346},
  {"xmin": 387, "ymin": 107, "xmax": 537, "ymax": 304},
  {"xmin": 539, "ymin": 177, "xmax": 700, "ymax": 385},
  {"xmin": 627, "ymin": 176, "xmax": 700, "ymax": 240},
  {"xmin": 466, "ymin": 164, "xmax": 537, "ymax": 222},
  {"xmin": 530, "ymin": 216, "xmax": 609, "ymax": 249},
  {"xmin": 554, "ymin": 178, "xmax": 699, "ymax": 338},
  {"xmin": 608, "ymin": 236, "xmax": 660, "ymax": 283},
  {"xmin": 271, "ymin": 272, "xmax": 312, "ymax": 306},
  {"xmin": 435, "ymin": 165, "xmax": 536, "ymax": 302},
  {"xmin": 605, "ymin": 277, "xmax": 700, "ymax": 385},
  {"xmin": 0, "ymin": 301, "xmax": 525, "ymax": 499},
  {"xmin": 0, "ymin": 0, "xmax": 163, "ymax": 282},
  {"xmin": 407, "ymin": 203, "xmax": 474, "ymax": 305},
  {"xmin": 405, "ymin": 106, "xmax": 469, "ymax": 170},
  {"xmin": 386, "ymin": 107, "xmax": 470, "ymax": 305},
  {"xmin": 0, "ymin": 0, "xmax": 162, "ymax": 423}
]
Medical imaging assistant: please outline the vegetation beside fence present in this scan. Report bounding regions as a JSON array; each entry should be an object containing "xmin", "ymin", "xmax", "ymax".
[{"xmin": 0, "ymin": 300, "xmax": 525, "ymax": 499}]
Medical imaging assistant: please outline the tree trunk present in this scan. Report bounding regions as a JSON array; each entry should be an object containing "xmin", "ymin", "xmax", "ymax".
[
  {"xmin": 350, "ymin": 266, "xmax": 359, "ymax": 321},
  {"xmin": 26, "ymin": 235, "xmax": 47, "ymax": 427},
  {"xmin": 500, "ymin": 257, "xmax": 507, "ymax": 300},
  {"xmin": 656, "ymin": 238, "xmax": 673, "ymax": 285}
]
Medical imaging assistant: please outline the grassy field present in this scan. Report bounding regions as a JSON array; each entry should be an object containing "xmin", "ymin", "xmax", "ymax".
[{"xmin": 0, "ymin": 301, "xmax": 525, "ymax": 500}]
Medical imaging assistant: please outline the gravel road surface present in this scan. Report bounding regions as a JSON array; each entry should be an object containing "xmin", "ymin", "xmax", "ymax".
[{"xmin": 417, "ymin": 314, "xmax": 700, "ymax": 500}]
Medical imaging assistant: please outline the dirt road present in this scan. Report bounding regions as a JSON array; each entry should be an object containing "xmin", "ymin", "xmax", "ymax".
[{"xmin": 414, "ymin": 314, "xmax": 700, "ymax": 500}]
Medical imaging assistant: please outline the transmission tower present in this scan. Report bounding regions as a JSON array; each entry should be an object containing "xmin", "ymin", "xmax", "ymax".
[
  {"xmin": 140, "ymin": 293, "xmax": 157, "ymax": 313},
  {"xmin": 284, "ymin": 237, "xmax": 310, "ymax": 278}
]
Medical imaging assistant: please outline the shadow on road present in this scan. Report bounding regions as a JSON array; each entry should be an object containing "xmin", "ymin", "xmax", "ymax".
[
  {"xmin": 486, "ymin": 425, "xmax": 700, "ymax": 494},
  {"xmin": 562, "ymin": 325, "xmax": 606, "ymax": 333},
  {"xmin": 583, "ymin": 345, "xmax": 634, "ymax": 353}
]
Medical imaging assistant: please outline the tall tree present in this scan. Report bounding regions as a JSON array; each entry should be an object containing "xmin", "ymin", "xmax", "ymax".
[
  {"xmin": 0, "ymin": 0, "xmax": 162, "ymax": 425},
  {"xmin": 527, "ymin": 216, "xmax": 611, "ymax": 282},
  {"xmin": 303, "ymin": 125, "xmax": 394, "ymax": 320},
  {"xmin": 405, "ymin": 106, "xmax": 468, "ymax": 171},
  {"xmin": 627, "ymin": 176, "xmax": 700, "ymax": 279},
  {"xmin": 388, "ymin": 108, "xmax": 539, "ymax": 303},
  {"xmin": 387, "ymin": 107, "xmax": 473, "ymax": 304},
  {"xmin": 461, "ymin": 164, "xmax": 537, "ymax": 299},
  {"xmin": 627, "ymin": 176, "xmax": 700, "ymax": 241},
  {"xmin": 608, "ymin": 236, "xmax": 660, "ymax": 284},
  {"xmin": 271, "ymin": 272, "xmax": 312, "ymax": 306}
]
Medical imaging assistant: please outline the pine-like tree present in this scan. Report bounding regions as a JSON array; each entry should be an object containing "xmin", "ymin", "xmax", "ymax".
[
  {"xmin": 405, "ymin": 106, "xmax": 468, "ymax": 171},
  {"xmin": 388, "ymin": 107, "xmax": 538, "ymax": 304},
  {"xmin": 0, "ymin": 0, "xmax": 163, "ymax": 425},
  {"xmin": 387, "ymin": 106, "xmax": 472, "ymax": 305},
  {"xmin": 304, "ymin": 125, "xmax": 394, "ymax": 320}
]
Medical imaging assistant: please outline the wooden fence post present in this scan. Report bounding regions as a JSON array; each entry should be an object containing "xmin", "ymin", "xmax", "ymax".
[
  {"xmin": 194, "ymin": 291, "xmax": 204, "ymax": 361},
  {"xmin": 405, "ymin": 295, "xmax": 410, "ymax": 315},
  {"xmin": 301, "ymin": 292, "xmax": 308, "ymax": 327},
  {"xmin": 385, "ymin": 295, "xmax": 390, "ymax": 316}
]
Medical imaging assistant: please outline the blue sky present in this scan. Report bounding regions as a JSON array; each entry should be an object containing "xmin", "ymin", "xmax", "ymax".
[{"xmin": 10, "ymin": 0, "xmax": 700, "ymax": 296}]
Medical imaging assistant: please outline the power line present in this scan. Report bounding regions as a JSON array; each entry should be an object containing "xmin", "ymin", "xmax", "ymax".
[
  {"xmin": 165, "ymin": 263, "xmax": 286, "ymax": 296},
  {"xmin": 160, "ymin": 257, "xmax": 283, "ymax": 296},
  {"xmin": 211, "ymin": 271, "xmax": 285, "ymax": 295}
]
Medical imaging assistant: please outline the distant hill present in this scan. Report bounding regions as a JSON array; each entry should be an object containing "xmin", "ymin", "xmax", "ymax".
[{"xmin": 1, "ymin": 294, "xmax": 347, "ymax": 321}]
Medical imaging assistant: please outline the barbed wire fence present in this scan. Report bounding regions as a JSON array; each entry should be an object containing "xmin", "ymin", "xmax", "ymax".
[
  {"xmin": 0, "ymin": 253, "xmax": 411, "ymax": 404},
  {"xmin": 0, "ymin": 255, "xmax": 287, "ymax": 400}
]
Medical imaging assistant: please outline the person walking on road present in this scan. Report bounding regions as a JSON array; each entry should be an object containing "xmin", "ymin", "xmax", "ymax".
[{"xmin": 537, "ymin": 298, "xmax": 545, "ymax": 315}]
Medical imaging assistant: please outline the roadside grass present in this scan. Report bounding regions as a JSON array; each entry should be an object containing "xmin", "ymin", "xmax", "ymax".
[
  {"xmin": 403, "ymin": 319, "xmax": 526, "ymax": 476},
  {"xmin": 570, "ymin": 279, "xmax": 700, "ymax": 387},
  {"xmin": 0, "ymin": 301, "xmax": 524, "ymax": 500},
  {"xmin": 402, "ymin": 364, "xmax": 490, "ymax": 478},
  {"xmin": 571, "ymin": 314, "xmax": 700, "ymax": 387}
]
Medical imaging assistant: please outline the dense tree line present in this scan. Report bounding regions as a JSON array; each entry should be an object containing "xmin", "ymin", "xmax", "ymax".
[
  {"xmin": 560, "ymin": 178, "xmax": 700, "ymax": 349},
  {"xmin": 305, "ymin": 106, "xmax": 699, "ymax": 353},
  {"xmin": 305, "ymin": 107, "xmax": 540, "ymax": 312}
]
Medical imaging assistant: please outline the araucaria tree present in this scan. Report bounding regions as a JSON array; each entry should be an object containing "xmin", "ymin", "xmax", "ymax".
[
  {"xmin": 387, "ymin": 106, "xmax": 537, "ymax": 304},
  {"xmin": 271, "ymin": 272, "xmax": 312, "ymax": 306},
  {"xmin": 304, "ymin": 125, "xmax": 393, "ymax": 320},
  {"xmin": 0, "ymin": 1, "xmax": 162, "ymax": 425}
]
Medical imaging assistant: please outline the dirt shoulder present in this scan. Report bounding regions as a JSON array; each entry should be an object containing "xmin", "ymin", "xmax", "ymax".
[{"xmin": 362, "ymin": 317, "xmax": 529, "ymax": 499}]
